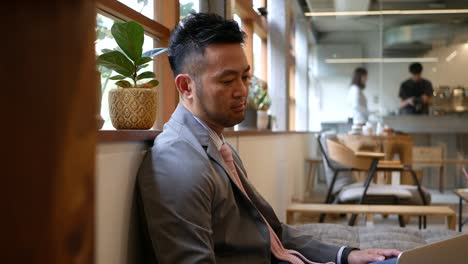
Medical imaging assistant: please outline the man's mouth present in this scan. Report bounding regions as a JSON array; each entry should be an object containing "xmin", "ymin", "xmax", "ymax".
[{"xmin": 231, "ymin": 103, "xmax": 245, "ymax": 112}]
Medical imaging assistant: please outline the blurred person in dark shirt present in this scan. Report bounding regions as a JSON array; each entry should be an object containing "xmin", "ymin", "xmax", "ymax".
[{"xmin": 398, "ymin": 62, "xmax": 433, "ymax": 115}]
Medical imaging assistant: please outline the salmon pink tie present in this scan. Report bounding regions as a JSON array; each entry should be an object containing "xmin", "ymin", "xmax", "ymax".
[{"xmin": 219, "ymin": 143, "xmax": 327, "ymax": 264}]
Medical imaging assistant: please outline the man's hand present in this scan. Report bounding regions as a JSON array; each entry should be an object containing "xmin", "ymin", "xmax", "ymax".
[
  {"xmin": 348, "ymin": 248, "xmax": 401, "ymax": 264},
  {"xmin": 405, "ymin": 97, "xmax": 414, "ymax": 106},
  {"xmin": 400, "ymin": 97, "xmax": 414, "ymax": 108}
]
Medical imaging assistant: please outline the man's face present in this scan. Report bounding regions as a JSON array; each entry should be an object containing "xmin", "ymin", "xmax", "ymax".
[{"xmin": 191, "ymin": 43, "xmax": 250, "ymax": 131}]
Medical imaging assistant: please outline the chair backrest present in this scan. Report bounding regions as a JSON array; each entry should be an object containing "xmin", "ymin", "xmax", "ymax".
[
  {"xmin": 317, "ymin": 132, "xmax": 356, "ymax": 194},
  {"xmin": 326, "ymin": 139, "xmax": 373, "ymax": 171},
  {"xmin": 317, "ymin": 133, "xmax": 338, "ymax": 170},
  {"xmin": 412, "ymin": 146, "xmax": 444, "ymax": 168}
]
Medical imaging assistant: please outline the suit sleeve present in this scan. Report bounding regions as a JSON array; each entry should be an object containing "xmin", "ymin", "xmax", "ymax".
[
  {"xmin": 281, "ymin": 224, "xmax": 342, "ymax": 263},
  {"xmin": 138, "ymin": 141, "xmax": 216, "ymax": 264}
]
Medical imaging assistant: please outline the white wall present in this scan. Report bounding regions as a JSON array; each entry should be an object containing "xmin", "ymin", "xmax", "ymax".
[
  {"xmin": 227, "ymin": 133, "xmax": 315, "ymax": 220},
  {"xmin": 96, "ymin": 133, "xmax": 316, "ymax": 263},
  {"xmin": 96, "ymin": 142, "xmax": 147, "ymax": 264}
]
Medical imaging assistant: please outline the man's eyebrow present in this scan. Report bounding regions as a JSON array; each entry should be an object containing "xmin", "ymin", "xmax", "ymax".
[{"xmin": 215, "ymin": 66, "xmax": 251, "ymax": 78}]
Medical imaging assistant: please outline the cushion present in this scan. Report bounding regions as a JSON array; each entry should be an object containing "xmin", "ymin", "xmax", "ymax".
[
  {"xmin": 338, "ymin": 184, "xmax": 413, "ymax": 203},
  {"xmin": 337, "ymin": 183, "xmax": 431, "ymax": 205}
]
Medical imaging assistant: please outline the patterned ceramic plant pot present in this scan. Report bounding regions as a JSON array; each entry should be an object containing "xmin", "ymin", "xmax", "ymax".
[{"xmin": 108, "ymin": 87, "xmax": 157, "ymax": 129}]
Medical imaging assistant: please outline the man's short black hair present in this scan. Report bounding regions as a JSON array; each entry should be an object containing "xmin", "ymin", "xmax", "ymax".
[
  {"xmin": 168, "ymin": 12, "xmax": 246, "ymax": 77},
  {"xmin": 409, "ymin": 62, "xmax": 423, "ymax": 75}
]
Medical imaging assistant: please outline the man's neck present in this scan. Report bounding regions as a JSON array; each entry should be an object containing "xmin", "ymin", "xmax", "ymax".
[{"xmin": 182, "ymin": 102, "xmax": 224, "ymax": 137}]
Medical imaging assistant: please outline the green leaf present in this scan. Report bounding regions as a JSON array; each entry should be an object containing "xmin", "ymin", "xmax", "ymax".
[
  {"xmin": 137, "ymin": 64, "xmax": 149, "ymax": 71},
  {"xmin": 111, "ymin": 21, "xmax": 144, "ymax": 63},
  {"xmin": 138, "ymin": 79, "xmax": 159, "ymax": 88},
  {"xmin": 109, "ymin": 75, "xmax": 127, "ymax": 80},
  {"xmin": 97, "ymin": 51, "xmax": 134, "ymax": 77},
  {"xmin": 142, "ymin": 48, "xmax": 168, "ymax": 58},
  {"xmin": 101, "ymin": 48, "xmax": 113, "ymax": 54},
  {"xmin": 115, "ymin": 80, "xmax": 133, "ymax": 88},
  {"xmin": 136, "ymin": 56, "xmax": 152, "ymax": 66},
  {"xmin": 137, "ymin": 71, "xmax": 155, "ymax": 80}
]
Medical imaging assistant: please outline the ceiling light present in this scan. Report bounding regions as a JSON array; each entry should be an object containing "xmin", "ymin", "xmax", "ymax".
[
  {"xmin": 445, "ymin": 51, "xmax": 457, "ymax": 62},
  {"xmin": 325, "ymin": 57, "xmax": 439, "ymax": 63},
  {"xmin": 305, "ymin": 9, "xmax": 468, "ymax": 17}
]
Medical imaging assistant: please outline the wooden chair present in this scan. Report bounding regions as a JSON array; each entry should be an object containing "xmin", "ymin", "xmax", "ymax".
[{"xmin": 320, "ymin": 137, "xmax": 429, "ymax": 227}]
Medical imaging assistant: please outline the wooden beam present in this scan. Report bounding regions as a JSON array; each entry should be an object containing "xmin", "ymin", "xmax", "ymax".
[
  {"xmin": 97, "ymin": 0, "xmax": 170, "ymax": 40},
  {"xmin": 243, "ymin": 19, "xmax": 254, "ymax": 74},
  {"xmin": 254, "ymin": 16, "xmax": 268, "ymax": 39},
  {"xmin": 154, "ymin": 0, "xmax": 179, "ymax": 129},
  {"xmin": 2, "ymin": 1, "xmax": 96, "ymax": 263},
  {"xmin": 232, "ymin": 0, "xmax": 267, "ymax": 38}
]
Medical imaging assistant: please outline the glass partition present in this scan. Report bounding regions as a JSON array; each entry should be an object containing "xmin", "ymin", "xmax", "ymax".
[{"xmin": 307, "ymin": 0, "xmax": 468, "ymax": 125}]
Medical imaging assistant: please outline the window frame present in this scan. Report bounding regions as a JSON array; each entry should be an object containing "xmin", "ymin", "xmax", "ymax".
[{"xmin": 230, "ymin": 0, "xmax": 268, "ymax": 82}]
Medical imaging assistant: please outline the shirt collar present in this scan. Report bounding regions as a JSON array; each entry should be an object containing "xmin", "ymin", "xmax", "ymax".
[{"xmin": 191, "ymin": 114, "xmax": 224, "ymax": 151}]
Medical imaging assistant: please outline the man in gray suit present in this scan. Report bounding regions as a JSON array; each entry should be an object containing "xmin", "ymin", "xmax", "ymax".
[{"xmin": 138, "ymin": 13, "xmax": 399, "ymax": 264}]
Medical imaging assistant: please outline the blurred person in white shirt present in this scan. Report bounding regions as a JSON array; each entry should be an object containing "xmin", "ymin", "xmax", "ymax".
[{"xmin": 348, "ymin": 67, "xmax": 369, "ymax": 125}]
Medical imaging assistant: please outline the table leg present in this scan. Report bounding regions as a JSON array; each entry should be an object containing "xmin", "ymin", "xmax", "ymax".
[
  {"xmin": 305, "ymin": 161, "xmax": 313, "ymax": 194},
  {"xmin": 459, "ymin": 197, "xmax": 463, "ymax": 232},
  {"xmin": 447, "ymin": 214, "xmax": 456, "ymax": 231},
  {"xmin": 287, "ymin": 211, "xmax": 294, "ymax": 225}
]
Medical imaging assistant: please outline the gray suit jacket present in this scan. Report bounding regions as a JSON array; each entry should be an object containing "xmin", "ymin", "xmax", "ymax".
[{"xmin": 138, "ymin": 104, "xmax": 341, "ymax": 263}]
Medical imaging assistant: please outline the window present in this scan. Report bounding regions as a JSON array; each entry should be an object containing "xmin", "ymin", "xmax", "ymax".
[
  {"xmin": 96, "ymin": 0, "xmax": 174, "ymax": 130},
  {"xmin": 117, "ymin": 0, "xmax": 155, "ymax": 19},
  {"xmin": 233, "ymin": 13, "xmax": 242, "ymax": 28},
  {"xmin": 180, "ymin": 0, "xmax": 200, "ymax": 19},
  {"xmin": 96, "ymin": 13, "xmax": 157, "ymax": 129},
  {"xmin": 231, "ymin": 0, "xmax": 268, "ymax": 81},
  {"xmin": 253, "ymin": 32, "xmax": 264, "ymax": 79},
  {"xmin": 252, "ymin": 0, "xmax": 265, "ymax": 13}
]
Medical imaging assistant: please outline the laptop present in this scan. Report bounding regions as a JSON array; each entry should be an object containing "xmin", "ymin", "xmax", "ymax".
[{"xmin": 396, "ymin": 233, "xmax": 468, "ymax": 264}]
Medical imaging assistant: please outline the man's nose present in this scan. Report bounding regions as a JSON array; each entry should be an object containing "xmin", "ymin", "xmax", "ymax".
[{"xmin": 234, "ymin": 79, "xmax": 248, "ymax": 98}]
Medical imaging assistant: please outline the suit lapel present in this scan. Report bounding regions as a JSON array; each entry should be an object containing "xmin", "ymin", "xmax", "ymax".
[
  {"xmin": 170, "ymin": 104, "xmax": 279, "ymax": 236},
  {"xmin": 206, "ymin": 143, "xmax": 252, "ymax": 201}
]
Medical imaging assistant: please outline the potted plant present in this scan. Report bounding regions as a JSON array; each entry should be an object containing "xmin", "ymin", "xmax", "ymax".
[
  {"xmin": 97, "ymin": 21, "xmax": 167, "ymax": 129},
  {"xmin": 248, "ymin": 77, "xmax": 271, "ymax": 130}
]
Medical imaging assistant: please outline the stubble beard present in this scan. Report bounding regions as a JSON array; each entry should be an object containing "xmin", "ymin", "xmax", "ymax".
[{"xmin": 195, "ymin": 81, "xmax": 246, "ymax": 128}]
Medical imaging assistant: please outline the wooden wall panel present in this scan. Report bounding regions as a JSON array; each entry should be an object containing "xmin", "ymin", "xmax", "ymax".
[{"xmin": 1, "ymin": 1, "xmax": 96, "ymax": 263}]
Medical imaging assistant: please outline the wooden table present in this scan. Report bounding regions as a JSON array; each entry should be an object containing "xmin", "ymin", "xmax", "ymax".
[
  {"xmin": 338, "ymin": 134, "xmax": 415, "ymax": 185},
  {"xmin": 454, "ymin": 188, "xmax": 468, "ymax": 232}
]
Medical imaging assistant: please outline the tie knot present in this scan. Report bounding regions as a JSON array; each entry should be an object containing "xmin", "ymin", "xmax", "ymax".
[{"xmin": 220, "ymin": 143, "xmax": 234, "ymax": 162}]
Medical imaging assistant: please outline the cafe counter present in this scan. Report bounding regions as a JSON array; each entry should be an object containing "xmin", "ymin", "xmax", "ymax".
[{"xmin": 383, "ymin": 114, "xmax": 468, "ymax": 134}]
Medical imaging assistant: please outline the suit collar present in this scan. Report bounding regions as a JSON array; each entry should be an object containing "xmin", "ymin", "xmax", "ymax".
[
  {"xmin": 169, "ymin": 103, "xmax": 211, "ymax": 147},
  {"xmin": 170, "ymin": 104, "xmax": 234, "ymax": 180}
]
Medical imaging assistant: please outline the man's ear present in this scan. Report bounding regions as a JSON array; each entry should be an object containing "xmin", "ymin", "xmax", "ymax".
[{"xmin": 175, "ymin": 74, "xmax": 195, "ymax": 100}]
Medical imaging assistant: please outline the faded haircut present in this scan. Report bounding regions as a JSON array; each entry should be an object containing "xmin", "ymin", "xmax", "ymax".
[{"xmin": 168, "ymin": 12, "xmax": 246, "ymax": 78}]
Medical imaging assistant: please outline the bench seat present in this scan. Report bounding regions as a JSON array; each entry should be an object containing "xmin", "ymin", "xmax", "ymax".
[{"xmin": 286, "ymin": 203, "xmax": 456, "ymax": 230}]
